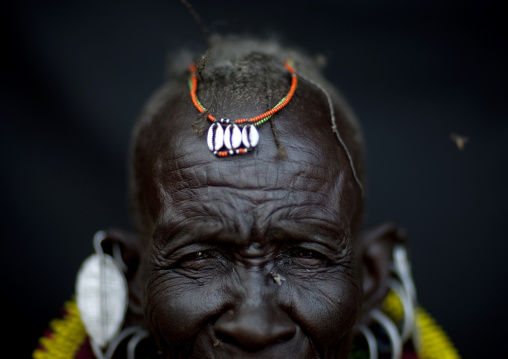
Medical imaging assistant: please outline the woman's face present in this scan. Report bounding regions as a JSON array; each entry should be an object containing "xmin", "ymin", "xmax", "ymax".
[
  {"xmin": 134, "ymin": 76, "xmax": 364, "ymax": 358},
  {"xmin": 139, "ymin": 143, "xmax": 362, "ymax": 358}
]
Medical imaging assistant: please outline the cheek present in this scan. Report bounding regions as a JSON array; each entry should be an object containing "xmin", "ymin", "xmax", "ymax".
[
  {"xmin": 288, "ymin": 270, "xmax": 361, "ymax": 352},
  {"xmin": 143, "ymin": 269, "xmax": 227, "ymax": 349}
]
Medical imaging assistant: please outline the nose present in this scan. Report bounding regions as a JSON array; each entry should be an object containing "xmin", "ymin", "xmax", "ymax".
[{"xmin": 214, "ymin": 303, "xmax": 296, "ymax": 351}]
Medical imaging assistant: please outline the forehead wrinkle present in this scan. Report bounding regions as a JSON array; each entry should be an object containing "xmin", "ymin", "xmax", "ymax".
[
  {"xmin": 162, "ymin": 181, "xmax": 348, "ymax": 235},
  {"xmin": 159, "ymin": 154, "xmax": 338, "ymax": 196},
  {"xmin": 153, "ymin": 154, "xmax": 355, "ymax": 249},
  {"xmin": 255, "ymin": 187, "xmax": 348, "ymax": 232},
  {"xmin": 157, "ymin": 188, "xmax": 347, "ymax": 250},
  {"xmin": 150, "ymin": 126, "xmax": 358, "ymax": 241}
]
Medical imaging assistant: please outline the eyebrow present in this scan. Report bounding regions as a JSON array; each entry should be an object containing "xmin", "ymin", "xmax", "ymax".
[
  {"xmin": 269, "ymin": 217, "xmax": 350, "ymax": 253},
  {"xmin": 152, "ymin": 214, "xmax": 226, "ymax": 256},
  {"xmin": 153, "ymin": 210, "xmax": 350, "ymax": 258}
]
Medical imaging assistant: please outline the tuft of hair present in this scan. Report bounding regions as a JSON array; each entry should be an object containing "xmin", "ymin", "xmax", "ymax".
[{"xmin": 166, "ymin": 34, "xmax": 324, "ymax": 82}]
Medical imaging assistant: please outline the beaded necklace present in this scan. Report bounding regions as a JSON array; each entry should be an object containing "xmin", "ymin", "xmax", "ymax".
[
  {"xmin": 189, "ymin": 61, "xmax": 297, "ymax": 157},
  {"xmin": 33, "ymin": 292, "xmax": 460, "ymax": 359}
]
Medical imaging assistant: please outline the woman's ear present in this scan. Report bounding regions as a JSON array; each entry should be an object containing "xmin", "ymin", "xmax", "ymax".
[
  {"xmin": 100, "ymin": 228, "xmax": 146, "ymax": 326},
  {"xmin": 355, "ymin": 222, "xmax": 407, "ymax": 325}
]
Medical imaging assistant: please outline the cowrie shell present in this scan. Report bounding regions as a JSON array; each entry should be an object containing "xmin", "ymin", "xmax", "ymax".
[
  {"xmin": 224, "ymin": 124, "xmax": 242, "ymax": 150},
  {"xmin": 207, "ymin": 123, "xmax": 224, "ymax": 152},
  {"xmin": 242, "ymin": 124, "xmax": 259, "ymax": 149}
]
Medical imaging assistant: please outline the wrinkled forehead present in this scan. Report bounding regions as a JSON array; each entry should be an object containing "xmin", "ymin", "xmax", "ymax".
[
  {"xmin": 157, "ymin": 154, "xmax": 356, "ymax": 237},
  {"xmin": 138, "ymin": 81, "xmax": 360, "ymax": 236}
]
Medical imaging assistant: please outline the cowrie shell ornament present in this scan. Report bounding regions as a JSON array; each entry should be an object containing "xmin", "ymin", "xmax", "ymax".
[
  {"xmin": 224, "ymin": 124, "xmax": 242, "ymax": 152},
  {"xmin": 242, "ymin": 124, "xmax": 259, "ymax": 149},
  {"xmin": 207, "ymin": 123, "xmax": 224, "ymax": 154},
  {"xmin": 206, "ymin": 120, "xmax": 260, "ymax": 156},
  {"xmin": 189, "ymin": 61, "xmax": 298, "ymax": 157}
]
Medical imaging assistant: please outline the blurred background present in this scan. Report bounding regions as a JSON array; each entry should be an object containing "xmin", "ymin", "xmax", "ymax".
[{"xmin": 1, "ymin": 1, "xmax": 506, "ymax": 357}]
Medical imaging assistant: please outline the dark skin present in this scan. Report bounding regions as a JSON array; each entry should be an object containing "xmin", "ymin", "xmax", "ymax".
[{"xmin": 104, "ymin": 58, "xmax": 404, "ymax": 359}]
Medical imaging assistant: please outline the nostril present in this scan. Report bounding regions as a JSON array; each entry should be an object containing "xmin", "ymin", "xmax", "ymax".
[
  {"xmin": 215, "ymin": 331, "xmax": 241, "ymax": 347},
  {"xmin": 276, "ymin": 332, "xmax": 295, "ymax": 343},
  {"xmin": 214, "ymin": 327, "xmax": 295, "ymax": 351},
  {"xmin": 215, "ymin": 330, "xmax": 296, "ymax": 348},
  {"xmin": 213, "ymin": 311, "xmax": 296, "ymax": 351}
]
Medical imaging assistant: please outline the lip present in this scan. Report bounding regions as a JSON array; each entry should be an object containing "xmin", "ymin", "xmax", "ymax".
[
  {"xmin": 185, "ymin": 328, "xmax": 319, "ymax": 359},
  {"xmin": 201, "ymin": 340, "xmax": 317, "ymax": 359}
]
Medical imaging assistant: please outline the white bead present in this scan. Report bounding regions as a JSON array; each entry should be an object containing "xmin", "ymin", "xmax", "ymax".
[
  {"xmin": 242, "ymin": 124, "xmax": 259, "ymax": 149},
  {"xmin": 224, "ymin": 124, "xmax": 242, "ymax": 150},
  {"xmin": 207, "ymin": 123, "xmax": 224, "ymax": 152}
]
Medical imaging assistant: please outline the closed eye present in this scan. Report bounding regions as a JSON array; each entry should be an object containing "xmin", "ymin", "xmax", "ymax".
[
  {"xmin": 181, "ymin": 251, "xmax": 212, "ymax": 261},
  {"xmin": 176, "ymin": 250, "xmax": 217, "ymax": 270},
  {"xmin": 286, "ymin": 247, "xmax": 328, "ymax": 266}
]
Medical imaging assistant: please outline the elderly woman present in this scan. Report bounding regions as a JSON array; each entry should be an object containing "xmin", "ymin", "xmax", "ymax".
[{"xmin": 33, "ymin": 36, "xmax": 459, "ymax": 359}]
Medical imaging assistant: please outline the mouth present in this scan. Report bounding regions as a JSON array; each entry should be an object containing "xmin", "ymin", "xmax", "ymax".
[
  {"xmin": 195, "ymin": 341, "xmax": 319, "ymax": 359},
  {"xmin": 182, "ymin": 327, "xmax": 321, "ymax": 359}
]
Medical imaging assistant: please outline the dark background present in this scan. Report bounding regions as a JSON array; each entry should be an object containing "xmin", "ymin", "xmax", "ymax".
[{"xmin": 1, "ymin": 1, "xmax": 506, "ymax": 358}]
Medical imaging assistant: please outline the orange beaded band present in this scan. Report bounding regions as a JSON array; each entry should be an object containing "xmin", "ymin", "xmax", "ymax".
[
  {"xmin": 189, "ymin": 61, "xmax": 297, "ymax": 125},
  {"xmin": 190, "ymin": 61, "xmax": 297, "ymax": 157}
]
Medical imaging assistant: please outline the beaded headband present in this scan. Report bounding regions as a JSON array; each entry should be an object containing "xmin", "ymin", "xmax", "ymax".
[
  {"xmin": 189, "ymin": 61, "xmax": 297, "ymax": 157},
  {"xmin": 188, "ymin": 60, "xmax": 364, "ymax": 195}
]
